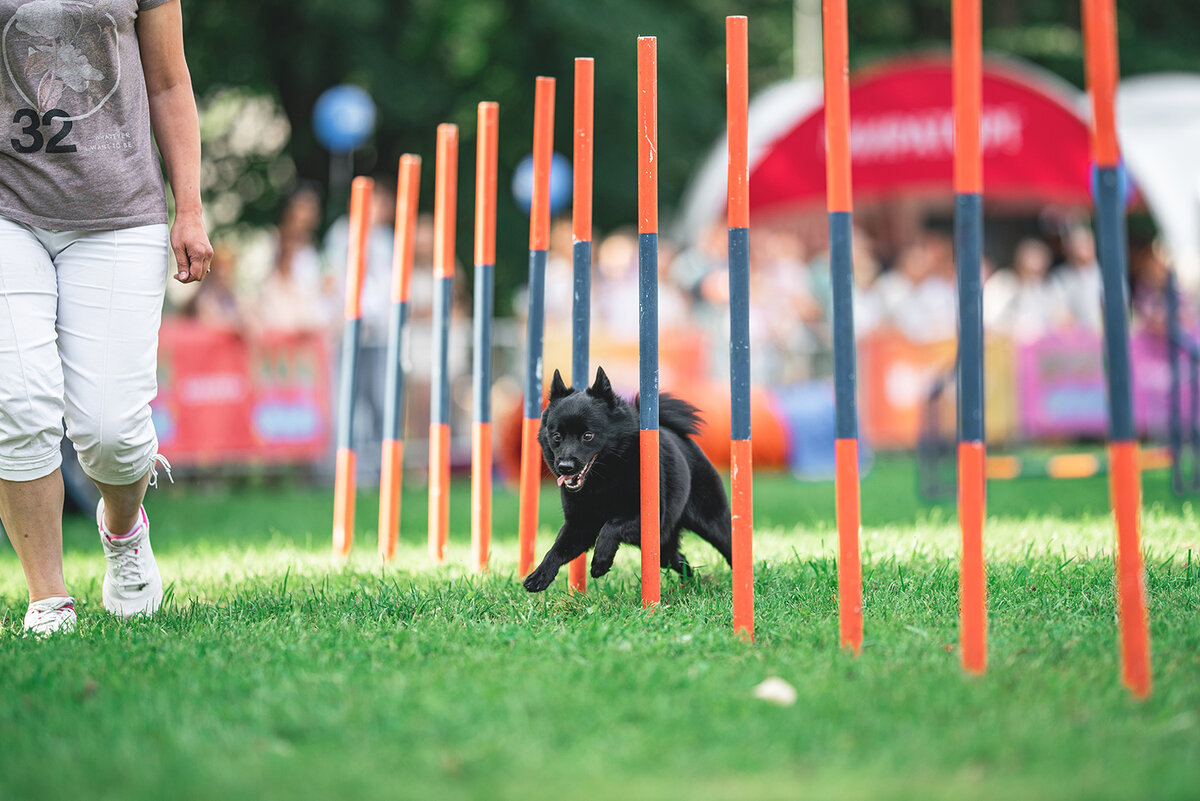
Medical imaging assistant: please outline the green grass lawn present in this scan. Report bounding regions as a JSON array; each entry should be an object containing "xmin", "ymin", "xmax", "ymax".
[{"xmin": 2, "ymin": 456, "xmax": 1198, "ymax": 801}]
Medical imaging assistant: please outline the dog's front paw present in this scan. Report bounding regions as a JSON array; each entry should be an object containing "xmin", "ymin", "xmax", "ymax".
[
  {"xmin": 523, "ymin": 565, "xmax": 558, "ymax": 593},
  {"xmin": 590, "ymin": 557, "xmax": 614, "ymax": 579}
]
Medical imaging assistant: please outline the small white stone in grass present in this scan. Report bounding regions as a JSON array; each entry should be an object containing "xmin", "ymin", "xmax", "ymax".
[{"xmin": 753, "ymin": 677, "xmax": 797, "ymax": 706}]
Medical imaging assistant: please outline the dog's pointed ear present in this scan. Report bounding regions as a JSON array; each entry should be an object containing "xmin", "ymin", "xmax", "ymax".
[
  {"xmin": 588, "ymin": 366, "xmax": 616, "ymax": 408},
  {"xmin": 549, "ymin": 369, "xmax": 571, "ymax": 401}
]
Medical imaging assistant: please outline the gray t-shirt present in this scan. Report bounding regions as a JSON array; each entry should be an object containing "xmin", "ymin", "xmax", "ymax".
[{"xmin": 0, "ymin": 0, "xmax": 171, "ymax": 230}]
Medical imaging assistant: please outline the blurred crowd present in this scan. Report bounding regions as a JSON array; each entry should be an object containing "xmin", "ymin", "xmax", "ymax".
[{"xmin": 180, "ymin": 175, "xmax": 1185, "ymax": 455}]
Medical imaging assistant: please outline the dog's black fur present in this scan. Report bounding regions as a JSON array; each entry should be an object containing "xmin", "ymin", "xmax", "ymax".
[{"xmin": 523, "ymin": 366, "xmax": 733, "ymax": 592}]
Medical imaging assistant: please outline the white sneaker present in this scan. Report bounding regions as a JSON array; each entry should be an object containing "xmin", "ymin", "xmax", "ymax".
[
  {"xmin": 23, "ymin": 596, "xmax": 77, "ymax": 637},
  {"xmin": 97, "ymin": 500, "xmax": 163, "ymax": 617}
]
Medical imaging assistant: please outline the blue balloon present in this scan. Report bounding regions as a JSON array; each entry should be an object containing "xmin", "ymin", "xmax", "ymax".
[
  {"xmin": 313, "ymin": 85, "xmax": 376, "ymax": 153},
  {"xmin": 511, "ymin": 152, "xmax": 573, "ymax": 216}
]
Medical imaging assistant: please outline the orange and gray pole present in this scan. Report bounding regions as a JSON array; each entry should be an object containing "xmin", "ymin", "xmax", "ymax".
[
  {"xmin": 518, "ymin": 77, "xmax": 556, "ymax": 577},
  {"xmin": 953, "ymin": 0, "xmax": 988, "ymax": 675},
  {"xmin": 332, "ymin": 176, "xmax": 373, "ymax": 558},
  {"xmin": 822, "ymin": 0, "xmax": 863, "ymax": 654},
  {"xmin": 637, "ymin": 36, "xmax": 661, "ymax": 609},
  {"xmin": 1082, "ymin": 0, "xmax": 1152, "ymax": 698},
  {"xmin": 568, "ymin": 57, "xmax": 594, "ymax": 594},
  {"xmin": 471, "ymin": 103, "xmax": 499, "ymax": 573},
  {"xmin": 429, "ymin": 124, "xmax": 458, "ymax": 563},
  {"xmin": 378, "ymin": 156, "xmax": 421, "ymax": 562},
  {"xmin": 726, "ymin": 16, "xmax": 754, "ymax": 642}
]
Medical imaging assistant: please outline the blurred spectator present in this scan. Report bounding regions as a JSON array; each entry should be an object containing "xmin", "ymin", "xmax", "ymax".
[
  {"xmin": 323, "ymin": 174, "xmax": 399, "ymax": 481},
  {"xmin": 541, "ymin": 218, "xmax": 577, "ymax": 339},
  {"xmin": 748, "ymin": 227, "xmax": 822, "ymax": 383},
  {"xmin": 1051, "ymin": 226, "xmax": 1103, "ymax": 332},
  {"xmin": 984, "ymin": 238, "xmax": 1067, "ymax": 341},
  {"xmin": 656, "ymin": 235, "xmax": 693, "ymax": 332},
  {"xmin": 183, "ymin": 243, "xmax": 244, "ymax": 335},
  {"xmin": 1131, "ymin": 238, "xmax": 1191, "ymax": 337},
  {"xmin": 851, "ymin": 226, "xmax": 884, "ymax": 338},
  {"xmin": 875, "ymin": 232, "xmax": 957, "ymax": 342},
  {"xmin": 254, "ymin": 186, "xmax": 330, "ymax": 335},
  {"xmin": 592, "ymin": 227, "xmax": 641, "ymax": 340},
  {"xmin": 323, "ymin": 174, "xmax": 398, "ymax": 346}
]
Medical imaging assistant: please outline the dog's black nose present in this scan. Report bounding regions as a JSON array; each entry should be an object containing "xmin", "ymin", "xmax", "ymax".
[{"xmin": 556, "ymin": 459, "xmax": 578, "ymax": 474}]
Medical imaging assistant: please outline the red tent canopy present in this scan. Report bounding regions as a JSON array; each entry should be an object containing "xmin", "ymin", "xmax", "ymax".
[{"xmin": 749, "ymin": 56, "xmax": 1093, "ymax": 216}]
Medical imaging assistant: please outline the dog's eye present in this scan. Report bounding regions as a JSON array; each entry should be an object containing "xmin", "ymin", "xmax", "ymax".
[
  {"xmin": 582, "ymin": 432, "xmax": 594, "ymax": 441},
  {"xmin": 552, "ymin": 432, "xmax": 562, "ymax": 443}
]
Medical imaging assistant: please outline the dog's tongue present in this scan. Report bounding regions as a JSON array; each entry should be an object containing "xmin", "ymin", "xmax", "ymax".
[{"xmin": 557, "ymin": 474, "xmax": 569, "ymax": 487}]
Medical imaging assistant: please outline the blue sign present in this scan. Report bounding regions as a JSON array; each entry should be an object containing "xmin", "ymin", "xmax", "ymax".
[
  {"xmin": 511, "ymin": 152, "xmax": 573, "ymax": 216},
  {"xmin": 313, "ymin": 85, "xmax": 376, "ymax": 153}
]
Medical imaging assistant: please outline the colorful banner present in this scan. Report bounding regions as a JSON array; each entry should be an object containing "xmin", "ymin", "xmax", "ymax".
[
  {"xmin": 1016, "ymin": 328, "xmax": 1108, "ymax": 440},
  {"xmin": 859, "ymin": 333, "xmax": 1017, "ymax": 448},
  {"xmin": 152, "ymin": 319, "xmax": 331, "ymax": 465}
]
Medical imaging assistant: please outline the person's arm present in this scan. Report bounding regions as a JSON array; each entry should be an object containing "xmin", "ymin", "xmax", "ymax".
[{"xmin": 137, "ymin": 1, "xmax": 212, "ymax": 284}]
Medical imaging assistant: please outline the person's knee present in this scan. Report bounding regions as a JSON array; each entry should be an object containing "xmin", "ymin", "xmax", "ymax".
[
  {"xmin": 68, "ymin": 408, "xmax": 157, "ymax": 485},
  {"xmin": 0, "ymin": 388, "xmax": 65, "ymax": 482}
]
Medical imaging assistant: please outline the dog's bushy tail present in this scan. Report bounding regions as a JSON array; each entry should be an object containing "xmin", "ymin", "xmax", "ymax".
[{"xmin": 634, "ymin": 393, "xmax": 703, "ymax": 438}]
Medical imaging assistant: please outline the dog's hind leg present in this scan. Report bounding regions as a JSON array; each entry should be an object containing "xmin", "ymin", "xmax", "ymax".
[
  {"xmin": 524, "ymin": 523, "xmax": 599, "ymax": 592},
  {"xmin": 681, "ymin": 457, "xmax": 733, "ymax": 566}
]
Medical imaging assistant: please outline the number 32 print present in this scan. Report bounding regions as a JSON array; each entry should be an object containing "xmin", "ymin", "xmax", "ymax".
[{"xmin": 11, "ymin": 108, "xmax": 77, "ymax": 154}]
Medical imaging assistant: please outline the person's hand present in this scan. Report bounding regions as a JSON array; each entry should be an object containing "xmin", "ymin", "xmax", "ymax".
[{"xmin": 171, "ymin": 210, "xmax": 214, "ymax": 283}]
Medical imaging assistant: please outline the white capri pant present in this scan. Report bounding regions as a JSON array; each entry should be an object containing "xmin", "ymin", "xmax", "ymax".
[{"xmin": 0, "ymin": 216, "xmax": 168, "ymax": 485}]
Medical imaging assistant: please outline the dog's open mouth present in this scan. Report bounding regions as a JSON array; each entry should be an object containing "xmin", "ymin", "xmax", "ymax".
[{"xmin": 557, "ymin": 454, "xmax": 598, "ymax": 492}]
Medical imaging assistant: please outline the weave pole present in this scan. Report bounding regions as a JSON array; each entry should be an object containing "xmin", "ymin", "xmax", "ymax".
[
  {"xmin": 821, "ymin": 0, "xmax": 863, "ymax": 654},
  {"xmin": 726, "ymin": 15, "xmax": 754, "ymax": 642},
  {"xmin": 637, "ymin": 36, "xmax": 661, "ymax": 609},
  {"xmin": 518, "ymin": 76, "xmax": 556, "ymax": 577},
  {"xmin": 471, "ymin": 103, "xmax": 499, "ymax": 573},
  {"xmin": 332, "ymin": 176, "xmax": 373, "ymax": 558},
  {"xmin": 568, "ymin": 57, "xmax": 595, "ymax": 594},
  {"xmin": 953, "ymin": 0, "xmax": 987, "ymax": 675},
  {"xmin": 378, "ymin": 156, "xmax": 421, "ymax": 562},
  {"xmin": 1082, "ymin": 0, "xmax": 1152, "ymax": 698},
  {"xmin": 429, "ymin": 124, "xmax": 458, "ymax": 563}
]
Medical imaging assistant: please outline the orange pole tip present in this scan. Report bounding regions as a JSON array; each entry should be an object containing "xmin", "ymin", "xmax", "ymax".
[
  {"xmin": 637, "ymin": 37, "xmax": 658, "ymax": 236},
  {"xmin": 474, "ymin": 103, "xmax": 499, "ymax": 268},
  {"xmin": 393, "ymin": 155, "xmax": 421, "ymax": 304},
  {"xmin": 573, "ymin": 58, "xmax": 594, "ymax": 244},
  {"xmin": 530, "ymin": 77, "xmax": 556, "ymax": 252},
  {"xmin": 821, "ymin": 0, "xmax": 853, "ymax": 214},
  {"xmin": 434, "ymin": 124, "xmax": 459, "ymax": 280},
  {"xmin": 343, "ymin": 178, "xmax": 374, "ymax": 321},
  {"xmin": 726, "ymin": 15, "xmax": 750, "ymax": 230}
]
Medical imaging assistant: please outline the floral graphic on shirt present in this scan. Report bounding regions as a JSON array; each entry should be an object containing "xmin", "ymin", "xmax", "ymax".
[{"xmin": 2, "ymin": 0, "xmax": 121, "ymax": 119}]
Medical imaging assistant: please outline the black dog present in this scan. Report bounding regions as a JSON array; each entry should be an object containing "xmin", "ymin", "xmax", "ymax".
[{"xmin": 523, "ymin": 367, "xmax": 733, "ymax": 592}]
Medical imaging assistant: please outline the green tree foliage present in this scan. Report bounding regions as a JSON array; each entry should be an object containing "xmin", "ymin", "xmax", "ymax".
[{"xmin": 180, "ymin": 0, "xmax": 1200, "ymax": 310}]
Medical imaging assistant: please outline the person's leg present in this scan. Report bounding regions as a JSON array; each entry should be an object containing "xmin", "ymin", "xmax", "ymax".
[
  {"xmin": 57, "ymin": 224, "xmax": 169, "ymax": 615},
  {"xmin": 0, "ymin": 472, "xmax": 67, "ymax": 601},
  {"xmin": 57, "ymin": 224, "xmax": 168, "ymax": 503},
  {"xmin": 93, "ymin": 473, "xmax": 151, "ymax": 535},
  {"xmin": 0, "ymin": 218, "xmax": 69, "ymax": 604}
]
